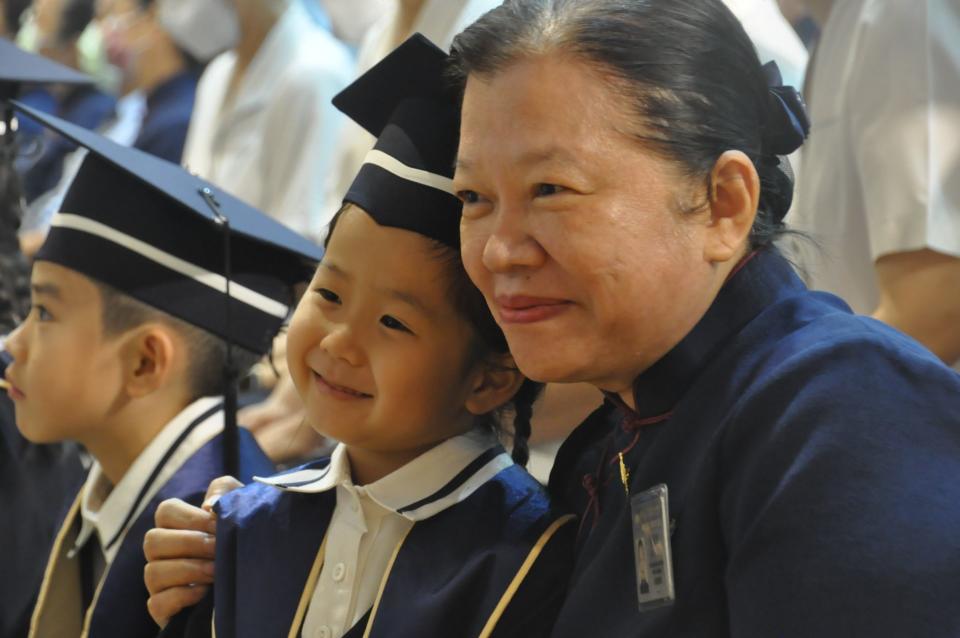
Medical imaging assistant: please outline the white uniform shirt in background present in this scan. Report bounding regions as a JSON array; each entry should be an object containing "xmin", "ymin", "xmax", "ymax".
[
  {"xmin": 255, "ymin": 430, "xmax": 512, "ymax": 638},
  {"xmin": 787, "ymin": 0, "xmax": 960, "ymax": 315},
  {"xmin": 181, "ymin": 0, "xmax": 353, "ymax": 240}
]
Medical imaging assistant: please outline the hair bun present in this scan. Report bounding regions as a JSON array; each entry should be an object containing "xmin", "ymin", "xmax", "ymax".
[{"xmin": 761, "ymin": 62, "xmax": 810, "ymax": 156}]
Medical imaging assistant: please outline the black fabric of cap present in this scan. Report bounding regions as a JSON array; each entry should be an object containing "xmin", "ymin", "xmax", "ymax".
[
  {"xmin": 13, "ymin": 100, "xmax": 321, "ymax": 355},
  {"xmin": 333, "ymin": 34, "xmax": 462, "ymax": 248},
  {"xmin": 0, "ymin": 39, "xmax": 89, "ymax": 100}
]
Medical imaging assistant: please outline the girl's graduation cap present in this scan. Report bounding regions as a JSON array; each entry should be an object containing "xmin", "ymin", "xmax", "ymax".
[
  {"xmin": 332, "ymin": 33, "xmax": 463, "ymax": 248},
  {"xmin": 9, "ymin": 99, "xmax": 322, "ymax": 474}
]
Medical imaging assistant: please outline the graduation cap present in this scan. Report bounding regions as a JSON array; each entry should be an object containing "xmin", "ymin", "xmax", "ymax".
[
  {"xmin": 9, "ymin": 100, "xmax": 322, "ymax": 474},
  {"xmin": 332, "ymin": 33, "xmax": 462, "ymax": 248},
  {"xmin": 0, "ymin": 38, "xmax": 90, "ymax": 101}
]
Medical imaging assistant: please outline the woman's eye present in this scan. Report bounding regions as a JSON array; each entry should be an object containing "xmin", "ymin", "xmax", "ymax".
[
  {"xmin": 456, "ymin": 190, "xmax": 481, "ymax": 204},
  {"xmin": 315, "ymin": 288, "xmax": 340, "ymax": 304},
  {"xmin": 535, "ymin": 183, "xmax": 564, "ymax": 197},
  {"xmin": 379, "ymin": 315, "xmax": 411, "ymax": 333}
]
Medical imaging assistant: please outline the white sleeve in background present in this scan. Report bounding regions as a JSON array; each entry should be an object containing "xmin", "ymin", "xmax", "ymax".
[
  {"xmin": 260, "ymin": 51, "xmax": 352, "ymax": 241},
  {"xmin": 849, "ymin": 0, "xmax": 960, "ymax": 261}
]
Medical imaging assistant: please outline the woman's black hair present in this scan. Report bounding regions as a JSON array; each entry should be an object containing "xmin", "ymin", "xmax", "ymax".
[
  {"xmin": 448, "ymin": 0, "xmax": 809, "ymax": 248},
  {"xmin": 324, "ymin": 206, "xmax": 542, "ymax": 466}
]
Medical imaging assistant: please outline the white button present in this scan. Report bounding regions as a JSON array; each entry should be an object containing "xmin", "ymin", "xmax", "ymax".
[
  {"xmin": 332, "ymin": 562, "xmax": 346, "ymax": 582},
  {"xmin": 315, "ymin": 626, "xmax": 331, "ymax": 638}
]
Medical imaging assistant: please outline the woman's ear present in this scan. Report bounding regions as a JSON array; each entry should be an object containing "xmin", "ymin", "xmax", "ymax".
[
  {"xmin": 703, "ymin": 150, "xmax": 759, "ymax": 264},
  {"xmin": 120, "ymin": 324, "xmax": 179, "ymax": 399},
  {"xmin": 464, "ymin": 352, "xmax": 525, "ymax": 416}
]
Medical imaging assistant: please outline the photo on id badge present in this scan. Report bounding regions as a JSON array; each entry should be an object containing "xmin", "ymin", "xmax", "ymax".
[{"xmin": 631, "ymin": 484, "xmax": 675, "ymax": 610}]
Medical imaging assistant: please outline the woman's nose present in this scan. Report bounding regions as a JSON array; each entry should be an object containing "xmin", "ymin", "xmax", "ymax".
[{"xmin": 481, "ymin": 204, "xmax": 547, "ymax": 273}]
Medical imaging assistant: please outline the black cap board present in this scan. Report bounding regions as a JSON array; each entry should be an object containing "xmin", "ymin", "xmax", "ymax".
[
  {"xmin": 332, "ymin": 33, "xmax": 462, "ymax": 248},
  {"xmin": 10, "ymin": 99, "xmax": 321, "ymax": 474},
  {"xmin": 0, "ymin": 38, "xmax": 90, "ymax": 100}
]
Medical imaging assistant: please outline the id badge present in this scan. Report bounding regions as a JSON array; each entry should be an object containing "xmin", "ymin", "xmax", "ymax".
[{"xmin": 630, "ymin": 484, "xmax": 675, "ymax": 610}]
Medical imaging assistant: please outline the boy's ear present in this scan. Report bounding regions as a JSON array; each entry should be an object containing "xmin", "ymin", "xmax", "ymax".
[
  {"xmin": 119, "ymin": 324, "xmax": 180, "ymax": 398},
  {"xmin": 464, "ymin": 352, "xmax": 525, "ymax": 416},
  {"xmin": 703, "ymin": 150, "xmax": 760, "ymax": 264}
]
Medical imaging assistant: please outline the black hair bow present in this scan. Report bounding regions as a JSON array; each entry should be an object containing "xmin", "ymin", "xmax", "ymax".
[{"xmin": 761, "ymin": 61, "xmax": 810, "ymax": 156}]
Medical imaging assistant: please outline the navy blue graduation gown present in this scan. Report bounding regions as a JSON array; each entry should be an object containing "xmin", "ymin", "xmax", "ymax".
[
  {"xmin": 30, "ymin": 422, "xmax": 273, "ymax": 638},
  {"xmin": 168, "ymin": 452, "xmax": 575, "ymax": 638},
  {"xmin": 548, "ymin": 249, "xmax": 960, "ymax": 637}
]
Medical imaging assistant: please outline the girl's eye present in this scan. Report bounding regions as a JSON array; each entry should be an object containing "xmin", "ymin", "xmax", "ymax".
[
  {"xmin": 315, "ymin": 288, "xmax": 340, "ymax": 304},
  {"xmin": 456, "ymin": 190, "xmax": 481, "ymax": 204},
  {"xmin": 535, "ymin": 183, "xmax": 564, "ymax": 197},
  {"xmin": 379, "ymin": 315, "xmax": 411, "ymax": 333}
]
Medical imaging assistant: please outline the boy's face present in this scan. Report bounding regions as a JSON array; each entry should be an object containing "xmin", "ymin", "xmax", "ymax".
[
  {"xmin": 286, "ymin": 207, "xmax": 484, "ymax": 466},
  {"xmin": 4, "ymin": 262, "xmax": 126, "ymax": 443}
]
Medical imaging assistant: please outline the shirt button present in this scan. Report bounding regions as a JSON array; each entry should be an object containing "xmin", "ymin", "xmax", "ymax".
[
  {"xmin": 315, "ymin": 626, "xmax": 331, "ymax": 638},
  {"xmin": 332, "ymin": 562, "xmax": 346, "ymax": 582}
]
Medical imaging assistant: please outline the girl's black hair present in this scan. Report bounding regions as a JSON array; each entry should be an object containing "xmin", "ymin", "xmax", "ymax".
[
  {"xmin": 324, "ymin": 206, "xmax": 542, "ymax": 466},
  {"xmin": 448, "ymin": 0, "xmax": 806, "ymax": 248}
]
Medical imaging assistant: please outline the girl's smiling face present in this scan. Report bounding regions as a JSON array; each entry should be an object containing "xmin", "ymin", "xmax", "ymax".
[{"xmin": 286, "ymin": 206, "xmax": 499, "ymax": 480}]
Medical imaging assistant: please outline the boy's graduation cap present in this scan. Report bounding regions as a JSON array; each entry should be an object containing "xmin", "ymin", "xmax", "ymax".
[
  {"xmin": 332, "ymin": 33, "xmax": 463, "ymax": 248},
  {"xmin": 9, "ymin": 100, "xmax": 322, "ymax": 474}
]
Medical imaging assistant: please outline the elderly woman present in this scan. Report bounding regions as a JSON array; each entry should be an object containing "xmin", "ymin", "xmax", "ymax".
[
  {"xmin": 448, "ymin": 0, "xmax": 960, "ymax": 635},
  {"xmin": 144, "ymin": 1, "xmax": 960, "ymax": 635}
]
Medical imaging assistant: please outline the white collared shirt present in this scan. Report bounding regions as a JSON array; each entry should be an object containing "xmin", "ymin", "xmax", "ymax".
[
  {"xmin": 74, "ymin": 396, "xmax": 224, "ymax": 565},
  {"xmin": 256, "ymin": 429, "xmax": 513, "ymax": 638},
  {"xmin": 181, "ymin": 0, "xmax": 353, "ymax": 240}
]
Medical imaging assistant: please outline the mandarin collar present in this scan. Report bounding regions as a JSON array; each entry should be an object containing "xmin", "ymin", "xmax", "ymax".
[
  {"xmin": 255, "ymin": 429, "xmax": 513, "ymax": 522},
  {"xmin": 605, "ymin": 249, "xmax": 805, "ymax": 420}
]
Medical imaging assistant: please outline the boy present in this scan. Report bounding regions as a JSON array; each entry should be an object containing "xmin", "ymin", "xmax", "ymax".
[{"xmin": 2, "ymin": 103, "xmax": 320, "ymax": 637}]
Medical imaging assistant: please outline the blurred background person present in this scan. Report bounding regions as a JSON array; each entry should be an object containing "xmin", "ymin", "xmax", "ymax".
[
  {"xmin": 181, "ymin": 0, "xmax": 352, "ymax": 240},
  {"xmin": 17, "ymin": 0, "xmax": 115, "ymax": 203},
  {"xmin": 0, "ymin": 44, "xmax": 88, "ymax": 638},
  {"xmin": 777, "ymin": 0, "xmax": 821, "ymax": 49},
  {"xmin": 788, "ymin": 0, "xmax": 960, "ymax": 368},
  {"xmin": 18, "ymin": 0, "xmax": 235, "ymax": 256}
]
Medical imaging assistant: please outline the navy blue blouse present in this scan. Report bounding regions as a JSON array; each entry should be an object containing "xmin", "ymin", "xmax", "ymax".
[{"xmin": 549, "ymin": 249, "xmax": 960, "ymax": 637}]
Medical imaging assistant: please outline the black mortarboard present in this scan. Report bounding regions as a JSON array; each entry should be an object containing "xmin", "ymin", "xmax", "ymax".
[
  {"xmin": 332, "ymin": 34, "xmax": 462, "ymax": 248},
  {"xmin": 11, "ymin": 100, "xmax": 322, "ymax": 473},
  {"xmin": 0, "ymin": 38, "xmax": 90, "ymax": 101}
]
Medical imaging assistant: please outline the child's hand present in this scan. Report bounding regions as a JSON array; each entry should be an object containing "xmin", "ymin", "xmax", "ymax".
[{"xmin": 143, "ymin": 498, "xmax": 216, "ymax": 627}]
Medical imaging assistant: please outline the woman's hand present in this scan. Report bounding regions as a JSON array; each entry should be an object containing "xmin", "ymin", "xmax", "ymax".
[{"xmin": 143, "ymin": 476, "xmax": 244, "ymax": 627}]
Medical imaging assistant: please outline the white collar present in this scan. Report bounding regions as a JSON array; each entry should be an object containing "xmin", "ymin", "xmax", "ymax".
[
  {"xmin": 74, "ymin": 396, "xmax": 223, "ymax": 563},
  {"xmin": 256, "ymin": 430, "xmax": 513, "ymax": 522}
]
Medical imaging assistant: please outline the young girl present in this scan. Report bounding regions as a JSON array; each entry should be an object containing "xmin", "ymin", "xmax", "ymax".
[{"xmin": 148, "ymin": 35, "xmax": 575, "ymax": 638}]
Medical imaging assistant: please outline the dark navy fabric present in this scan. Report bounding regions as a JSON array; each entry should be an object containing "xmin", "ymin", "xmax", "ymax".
[
  {"xmin": 548, "ymin": 249, "xmax": 960, "ymax": 637},
  {"xmin": 134, "ymin": 70, "xmax": 198, "ymax": 164},
  {"xmin": 20, "ymin": 85, "xmax": 116, "ymax": 202},
  {"xmin": 0, "ymin": 394, "xmax": 85, "ymax": 638},
  {"xmin": 166, "ymin": 454, "xmax": 575, "ymax": 638},
  {"xmin": 80, "ymin": 427, "xmax": 273, "ymax": 638}
]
